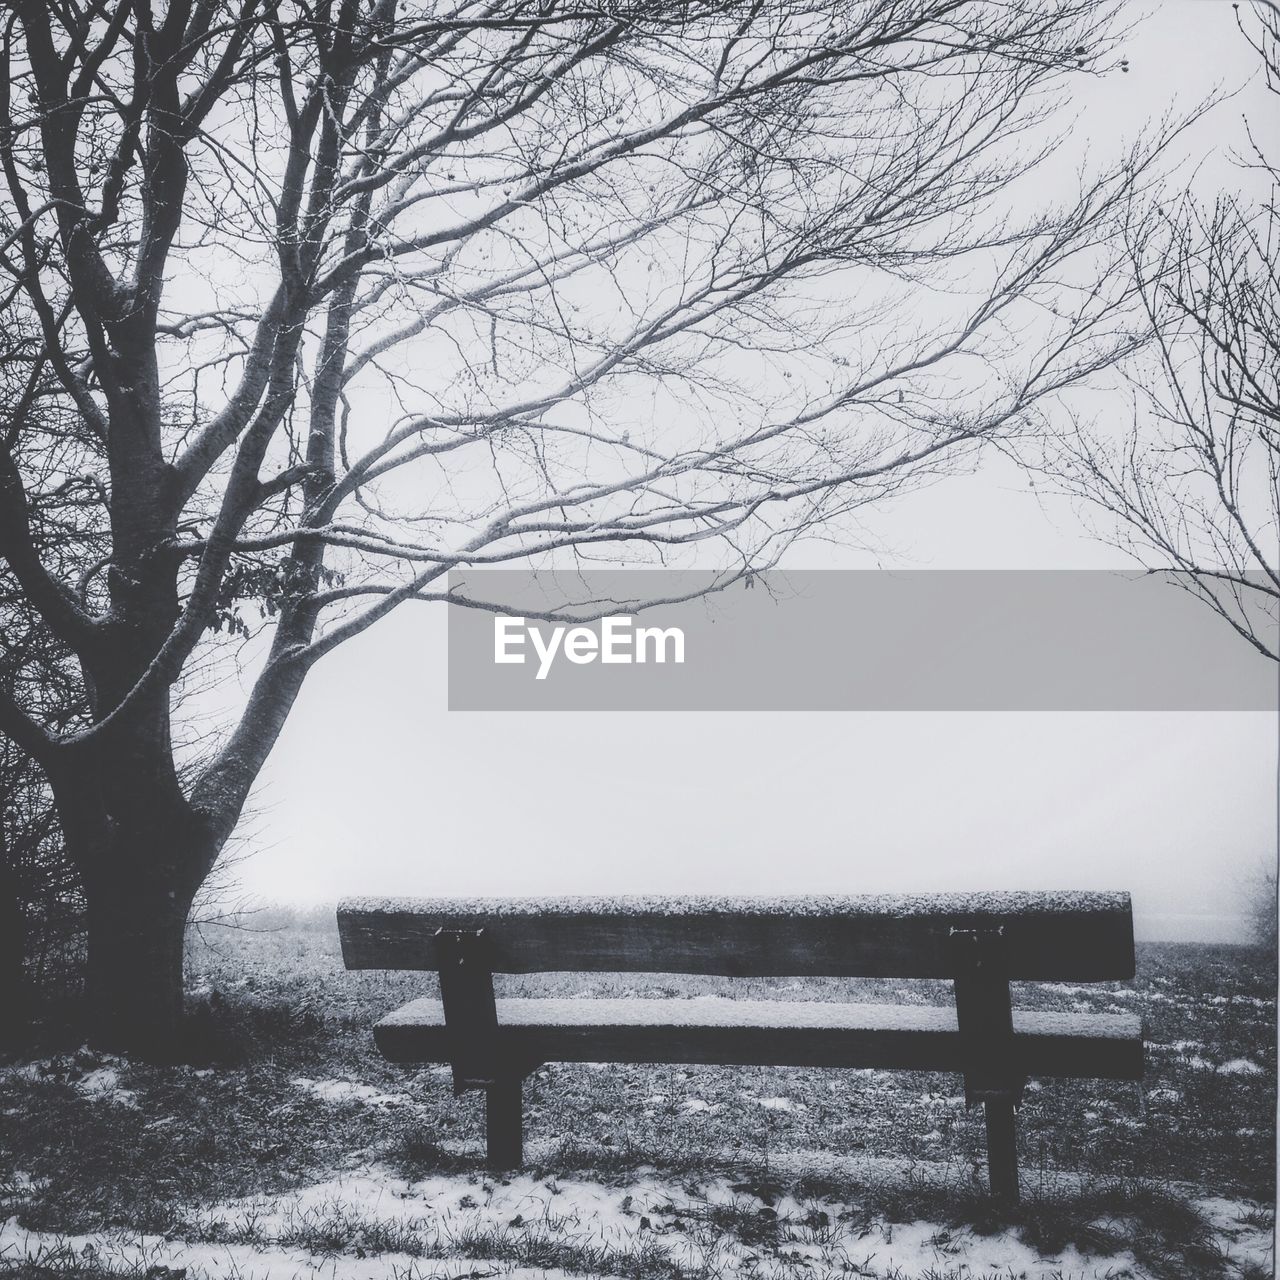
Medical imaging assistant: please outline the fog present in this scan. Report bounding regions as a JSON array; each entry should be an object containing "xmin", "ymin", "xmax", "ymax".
[{"xmin": 219, "ymin": 4, "xmax": 1277, "ymax": 943}]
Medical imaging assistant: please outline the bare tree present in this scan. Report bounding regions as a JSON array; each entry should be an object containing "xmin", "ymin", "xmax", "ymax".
[
  {"xmin": 0, "ymin": 0, "xmax": 1153, "ymax": 1053},
  {"xmin": 0, "ymin": 736, "xmax": 88, "ymax": 1032},
  {"xmin": 0, "ymin": 335, "xmax": 96, "ymax": 1032},
  {"xmin": 1242, "ymin": 859, "xmax": 1279, "ymax": 952},
  {"xmin": 1042, "ymin": 6, "xmax": 1279, "ymax": 658},
  {"xmin": 0, "ymin": 742, "xmax": 75, "ymax": 1034}
]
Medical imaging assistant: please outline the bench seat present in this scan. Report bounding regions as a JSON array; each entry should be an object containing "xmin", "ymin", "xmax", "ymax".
[{"xmin": 375, "ymin": 997, "xmax": 1143, "ymax": 1080}]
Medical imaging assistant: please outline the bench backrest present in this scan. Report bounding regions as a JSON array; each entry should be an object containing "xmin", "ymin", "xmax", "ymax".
[{"xmin": 337, "ymin": 891, "xmax": 1134, "ymax": 981}]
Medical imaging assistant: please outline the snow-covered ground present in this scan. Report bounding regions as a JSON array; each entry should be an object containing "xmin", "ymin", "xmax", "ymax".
[
  {"xmin": 3, "ymin": 934, "xmax": 1273, "ymax": 1279},
  {"xmin": 1, "ymin": 1162, "xmax": 1272, "ymax": 1280}
]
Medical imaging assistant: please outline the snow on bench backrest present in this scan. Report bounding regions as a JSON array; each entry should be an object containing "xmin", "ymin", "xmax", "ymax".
[{"xmin": 337, "ymin": 891, "xmax": 1135, "ymax": 982}]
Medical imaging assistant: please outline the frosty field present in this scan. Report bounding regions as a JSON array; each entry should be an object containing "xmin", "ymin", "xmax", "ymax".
[{"xmin": 0, "ymin": 913, "xmax": 1274, "ymax": 1280}]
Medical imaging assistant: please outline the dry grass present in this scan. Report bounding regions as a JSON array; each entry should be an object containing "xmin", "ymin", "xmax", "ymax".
[{"xmin": 0, "ymin": 912, "xmax": 1273, "ymax": 1279}]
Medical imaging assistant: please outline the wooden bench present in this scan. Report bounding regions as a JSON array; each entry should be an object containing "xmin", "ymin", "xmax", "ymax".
[{"xmin": 337, "ymin": 891, "xmax": 1143, "ymax": 1201}]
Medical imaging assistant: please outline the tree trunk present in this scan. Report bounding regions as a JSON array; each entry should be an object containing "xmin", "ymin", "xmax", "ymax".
[{"xmin": 84, "ymin": 867, "xmax": 194, "ymax": 1059}]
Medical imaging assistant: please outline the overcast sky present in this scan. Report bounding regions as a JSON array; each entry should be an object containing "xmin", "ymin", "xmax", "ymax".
[{"xmin": 224, "ymin": 1, "xmax": 1278, "ymax": 942}]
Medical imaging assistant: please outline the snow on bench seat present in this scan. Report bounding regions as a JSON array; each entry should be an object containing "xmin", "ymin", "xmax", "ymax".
[{"xmin": 374, "ymin": 997, "xmax": 1143, "ymax": 1080}]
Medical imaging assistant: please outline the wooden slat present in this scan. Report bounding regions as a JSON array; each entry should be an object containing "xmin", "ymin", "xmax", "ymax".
[
  {"xmin": 371, "ymin": 997, "xmax": 1144, "ymax": 1080},
  {"xmin": 337, "ymin": 892, "xmax": 1134, "ymax": 981}
]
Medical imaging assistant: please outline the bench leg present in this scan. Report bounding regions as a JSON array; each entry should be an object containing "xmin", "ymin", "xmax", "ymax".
[
  {"xmin": 486, "ymin": 1075, "xmax": 523, "ymax": 1170},
  {"xmin": 983, "ymin": 1096, "xmax": 1019, "ymax": 1203}
]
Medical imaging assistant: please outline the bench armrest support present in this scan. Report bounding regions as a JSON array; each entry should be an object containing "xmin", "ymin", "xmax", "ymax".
[
  {"xmin": 950, "ymin": 926, "xmax": 1025, "ymax": 1104},
  {"xmin": 436, "ymin": 928, "xmax": 502, "ymax": 1094},
  {"xmin": 951, "ymin": 925, "xmax": 1025, "ymax": 1201}
]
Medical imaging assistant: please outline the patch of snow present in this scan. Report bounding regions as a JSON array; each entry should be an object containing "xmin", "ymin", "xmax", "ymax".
[
  {"xmin": 0, "ymin": 1218, "xmax": 576, "ymax": 1280},
  {"xmin": 1218, "ymin": 1058, "xmax": 1264, "ymax": 1076},
  {"xmin": 0, "ymin": 1053, "xmax": 138, "ymax": 1108},
  {"xmin": 1196, "ymin": 1196, "xmax": 1267, "ymax": 1229},
  {"xmin": 292, "ymin": 1078, "xmax": 412, "ymax": 1107},
  {"xmin": 377, "ymin": 996, "xmax": 1141, "ymax": 1042},
  {"xmin": 0, "ymin": 1161, "xmax": 1187, "ymax": 1280},
  {"xmin": 76, "ymin": 1067, "xmax": 138, "ymax": 1109},
  {"xmin": 0, "ymin": 1062, "xmax": 47, "ymax": 1086},
  {"xmin": 1196, "ymin": 1196, "xmax": 1276, "ymax": 1276},
  {"xmin": 0, "ymin": 1172, "xmax": 46, "ymax": 1199},
  {"xmin": 338, "ymin": 889, "xmax": 1132, "ymax": 919}
]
